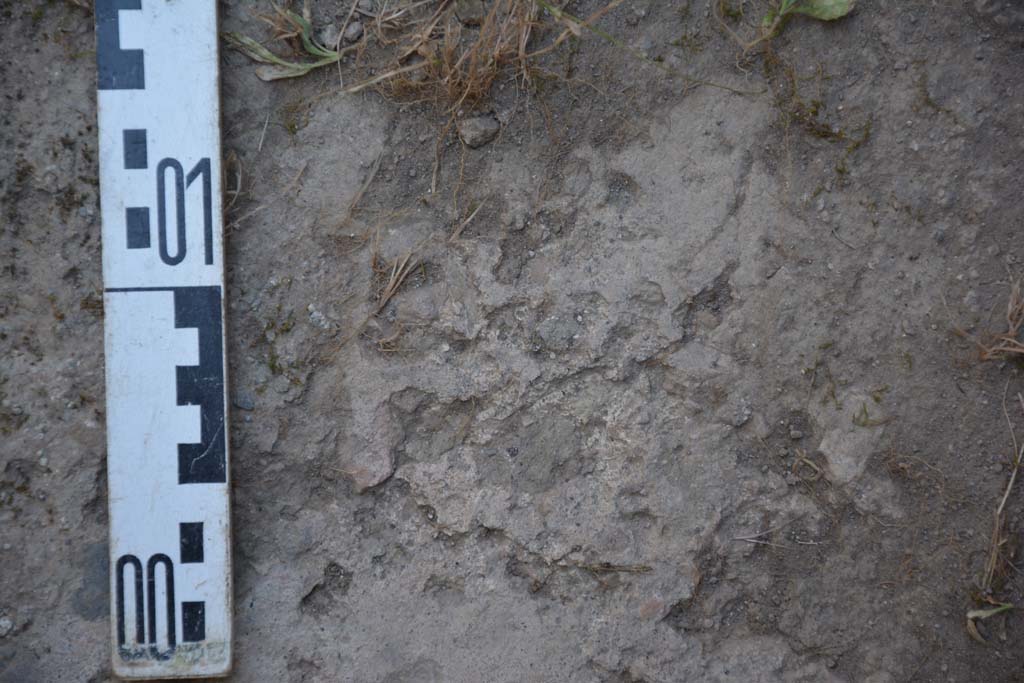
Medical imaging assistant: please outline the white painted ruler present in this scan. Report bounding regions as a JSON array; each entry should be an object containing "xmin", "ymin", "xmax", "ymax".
[{"xmin": 95, "ymin": 1, "xmax": 232, "ymax": 678}]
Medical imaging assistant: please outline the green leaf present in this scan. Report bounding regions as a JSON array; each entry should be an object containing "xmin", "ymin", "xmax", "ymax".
[
  {"xmin": 967, "ymin": 604, "xmax": 1013, "ymax": 621},
  {"xmin": 787, "ymin": 0, "xmax": 856, "ymax": 21},
  {"xmin": 284, "ymin": 10, "xmax": 338, "ymax": 59},
  {"xmin": 222, "ymin": 33, "xmax": 295, "ymax": 67},
  {"xmin": 254, "ymin": 64, "xmax": 315, "ymax": 81},
  {"xmin": 254, "ymin": 55, "xmax": 340, "ymax": 81},
  {"xmin": 223, "ymin": 31, "xmax": 341, "ymax": 82}
]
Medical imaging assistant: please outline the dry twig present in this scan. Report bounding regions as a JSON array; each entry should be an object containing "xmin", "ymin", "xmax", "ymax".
[
  {"xmin": 375, "ymin": 252, "xmax": 418, "ymax": 313},
  {"xmin": 449, "ymin": 200, "xmax": 487, "ymax": 243},
  {"xmin": 969, "ymin": 386, "xmax": 1024, "ymax": 644},
  {"xmin": 981, "ymin": 387, "xmax": 1024, "ymax": 593},
  {"xmin": 733, "ymin": 514, "xmax": 805, "ymax": 549},
  {"xmin": 979, "ymin": 278, "xmax": 1024, "ymax": 361}
]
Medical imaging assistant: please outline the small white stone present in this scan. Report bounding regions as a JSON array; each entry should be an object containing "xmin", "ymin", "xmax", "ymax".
[{"xmin": 343, "ymin": 20, "xmax": 364, "ymax": 43}]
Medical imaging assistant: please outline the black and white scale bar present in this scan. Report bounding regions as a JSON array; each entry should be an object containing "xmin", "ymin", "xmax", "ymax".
[{"xmin": 96, "ymin": 1, "xmax": 232, "ymax": 678}]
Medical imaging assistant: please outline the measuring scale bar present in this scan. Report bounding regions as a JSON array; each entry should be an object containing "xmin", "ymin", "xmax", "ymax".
[{"xmin": 96, "ymin": 1, "xmax": 232, "ymax": 678}]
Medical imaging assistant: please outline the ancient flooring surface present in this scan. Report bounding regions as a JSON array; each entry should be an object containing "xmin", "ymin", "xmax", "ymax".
[{"xmin": 3, "ymin": 1, "xmax": 1024, "ymax": 681}]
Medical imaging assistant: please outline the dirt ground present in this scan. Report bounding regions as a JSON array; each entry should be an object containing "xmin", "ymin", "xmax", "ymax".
[{"xmin": 4, "ymin": 0, "xmax": 1024, "ymax": 681}]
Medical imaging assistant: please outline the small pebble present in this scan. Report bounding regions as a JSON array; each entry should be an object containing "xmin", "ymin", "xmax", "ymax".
[
  {"xmin": 732, "ymin": 405, "xmax": 752, "ymax": 428},
  {"xmin": 318, "ymin": 24, "xmax": 340, "ymax": 47},
  {"xmin": 457, "ymin": 115, "xmax": 501, "ymax": 148},
  {"xmin": 233, "ymin": 392, "xmax": 256, "ymax": 412},
  {"xmin": 343, "ymin": 20, "xmax": 364, "ymax": 42}
]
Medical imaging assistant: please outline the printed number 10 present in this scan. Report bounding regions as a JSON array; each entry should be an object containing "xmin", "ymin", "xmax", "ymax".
[{"xmin": 157, "ymin": 158, "xmax": 213, "ymax": 267}]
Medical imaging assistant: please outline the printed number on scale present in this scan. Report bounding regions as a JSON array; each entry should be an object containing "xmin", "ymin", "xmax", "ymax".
[{"xmin": 96, "ymin": 1, "xmax": 232, "ymax": 678}]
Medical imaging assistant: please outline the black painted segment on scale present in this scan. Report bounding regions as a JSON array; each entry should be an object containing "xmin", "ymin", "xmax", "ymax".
[
  {"xmin": 174, "ymin": 287, "xmax": 226, "ymax": 484},
  {"xmin": 125, "ymin": 207, "xmax": 151, "ymax": 249},
  {"xmin": 182, "ymin": 602, "xmax": 206, "ymax": 643},
  {"xmin": 96, "ymin": 0, "xmax": 145, "ymax": 90},
  {"xmin": 179, "ymin": 522, "xmax": 204, "ymax": 564},
  {"xmin": 123, "ymin": 129, "xmax": 148, "ymax": 169}
]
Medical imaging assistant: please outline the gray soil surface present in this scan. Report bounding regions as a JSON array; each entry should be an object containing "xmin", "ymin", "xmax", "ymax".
[{"xmin": 4, "ymin": 1, "xmax": 1024, "ymax": 681}]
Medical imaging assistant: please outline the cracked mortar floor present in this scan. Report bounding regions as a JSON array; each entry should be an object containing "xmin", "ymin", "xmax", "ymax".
[{"xmin": 3, "ymin": 1, "xmax": 1024, "ymax": 682}]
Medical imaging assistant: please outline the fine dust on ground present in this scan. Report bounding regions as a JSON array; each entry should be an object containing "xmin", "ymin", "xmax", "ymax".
[{"xmin": 3, "ymin": 1, "xmax": 1024, "ymax": 681}]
